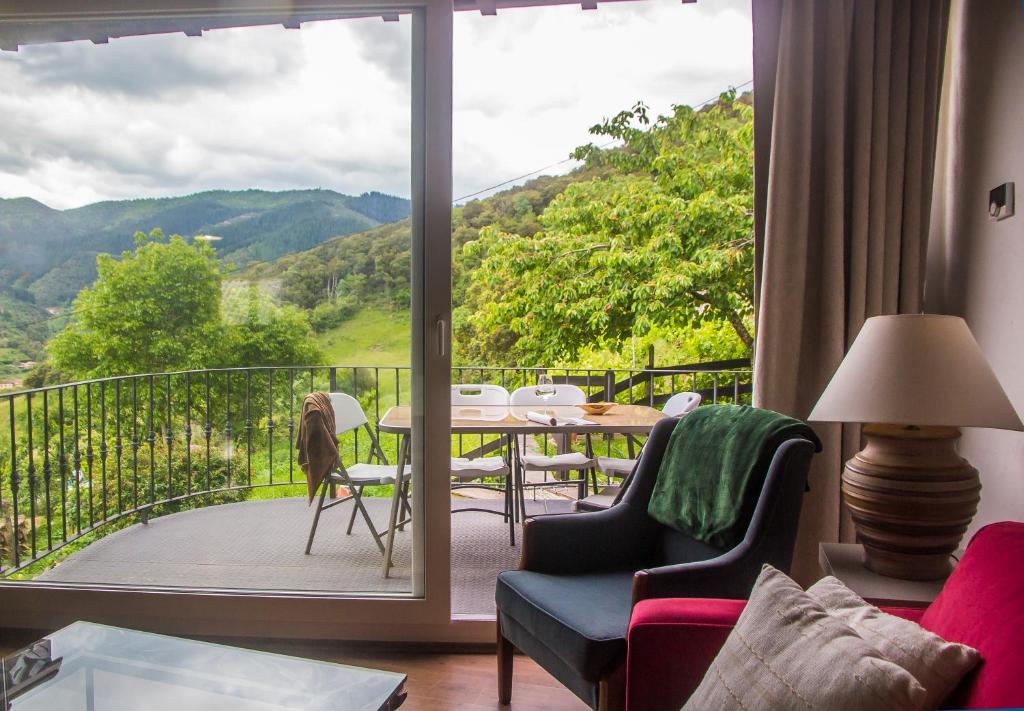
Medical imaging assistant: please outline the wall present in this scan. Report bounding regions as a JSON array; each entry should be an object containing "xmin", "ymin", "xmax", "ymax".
[{"xmin": 926, "ymin": 0, "xmax": 1024, "ymax": 537}]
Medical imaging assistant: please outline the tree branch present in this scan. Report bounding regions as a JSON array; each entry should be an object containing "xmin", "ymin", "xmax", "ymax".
[
  {"xmin": 551, "ymin": 243, "xmax": 612, "ymax": 262},
  {"xmin": 727, "ymin": 314, "xmax": 754, "ymax": 351}
]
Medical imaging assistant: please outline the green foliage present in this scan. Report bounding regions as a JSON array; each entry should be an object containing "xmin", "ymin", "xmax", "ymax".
[
  {"xmin": 456, "ymin": 92, "xmax": 754, "ymax": 366},
  {"xmin": 562, "ymin": 320, "xmax": 749, "ymax": 371},
  {"xmin": 221, "ymin": 286, "xmax": 322, "ymax": 368},
  {"xmin": 309, "ymin": 297, "xmax": 358, "ymax": 333},
  {"xmin": 48, "ymin": 230, "xmax": 323, "ymax": 379},
  {"xmin": 49, "ymin": 230, "xmax": 224, "ymax": 377}
]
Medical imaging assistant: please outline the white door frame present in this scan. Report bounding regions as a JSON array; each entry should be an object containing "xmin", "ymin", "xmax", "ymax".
[{"xmin": 0, "ymin": 0, "xmax": 474, "ymax": 643}]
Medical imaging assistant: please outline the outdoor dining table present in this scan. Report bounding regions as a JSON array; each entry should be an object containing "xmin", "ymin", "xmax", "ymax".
[{"xmin": 376, "ymin": 403, "xmax": 667, "ymax": 577}]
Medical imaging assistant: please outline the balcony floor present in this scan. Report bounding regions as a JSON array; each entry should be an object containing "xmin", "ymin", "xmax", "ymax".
[{"xmin": 36, "ymin": 496, "xmax": 572, "ymax": 615}]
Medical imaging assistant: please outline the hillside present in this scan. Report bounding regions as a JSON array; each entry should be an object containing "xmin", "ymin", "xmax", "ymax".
[
  {"xmin": 0, "ymin": 189, "xmax": 410, "ymax": 305},
  {"xmin": 243, "ymin": 166, "xmax": 611, "ymax": 310},
  {"xmin": 0, "ymin": 288, "xmax": 53, "ymax": 378}
]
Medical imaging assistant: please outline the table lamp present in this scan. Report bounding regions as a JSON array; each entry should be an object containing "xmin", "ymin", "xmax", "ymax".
[{"xmin": 809, "ymin": 314, "xmax": 1023, "ymax": 580}]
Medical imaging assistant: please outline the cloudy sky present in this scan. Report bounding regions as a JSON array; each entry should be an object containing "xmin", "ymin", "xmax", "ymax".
[{"xmin": 0, "ymin": 0, "xmax": 751, "ymax": 210}]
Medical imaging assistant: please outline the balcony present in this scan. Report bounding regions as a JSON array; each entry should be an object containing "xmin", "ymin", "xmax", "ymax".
[{"xmin": 0, "ymin": 363, "xmax": 750, "ymax": 616}]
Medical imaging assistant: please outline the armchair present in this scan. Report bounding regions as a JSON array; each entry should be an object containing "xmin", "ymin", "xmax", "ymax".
[
  {"xmin": 626, "ymin": 521, "xmax": 1024, "ymax": 710},
  {"xmin": 495, "ymin": 414, "xmax": 819, "ymax": 711}
]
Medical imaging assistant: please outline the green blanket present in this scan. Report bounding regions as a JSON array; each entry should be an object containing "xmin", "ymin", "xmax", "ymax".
[{"xmin": 647, "ymin": 405, "xmax": 818, "ymax": 549}]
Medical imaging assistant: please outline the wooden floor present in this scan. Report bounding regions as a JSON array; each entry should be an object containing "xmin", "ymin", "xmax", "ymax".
[{"xmin": 320, "ymin": 649, "xmax": 589, "ymax": 711}]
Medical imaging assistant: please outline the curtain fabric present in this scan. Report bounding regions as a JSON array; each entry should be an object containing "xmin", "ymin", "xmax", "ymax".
[{"xmin": 751, "ymin": 0, "xmax": 950, "ymax": 582}]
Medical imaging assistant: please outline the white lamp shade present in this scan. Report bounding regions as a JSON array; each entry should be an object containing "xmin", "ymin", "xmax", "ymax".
[{"xmin": 809, "ymin": 314, "xmax": 1023, "ymax": 430}]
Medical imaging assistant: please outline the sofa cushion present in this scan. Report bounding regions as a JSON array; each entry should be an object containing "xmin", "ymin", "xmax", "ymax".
[
  {"xmin": 683, "ymin": 565, "xmax": 926, "ymax": 711},
  {"xmin": 808, "ymin": 576, "xmax": 979, "ymax": 709},
  {"xmin": 920, "ymin": 521, "xmax": 1024, "ymax": 709},
  {"xmin": 496, "ymin": 569, "xmax": 635, "ymax": 681}
]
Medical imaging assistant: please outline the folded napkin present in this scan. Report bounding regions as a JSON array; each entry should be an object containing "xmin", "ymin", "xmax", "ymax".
[{"xmin": 526, "ymin": 411, "xmax": 596, "ymax": 427}]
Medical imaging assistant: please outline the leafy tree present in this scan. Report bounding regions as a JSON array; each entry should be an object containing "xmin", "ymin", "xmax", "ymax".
[
  {"xmin": 49, "ymin": 230, "xmax": 224, "ymax": 377},
  {"xmin": 49, "ymin": 230, "xmax": 322, "ymax": 378},
  {"xmin": 222, "ymin": 286, "xmax": 322, "ymax": 366},
  {"xmin": 457, "ymin": 91, "xmax": 754, "ymax": 365}
]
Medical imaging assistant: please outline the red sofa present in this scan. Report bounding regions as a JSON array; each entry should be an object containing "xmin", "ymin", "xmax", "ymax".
[{"xmin": 625, "ymin": 521, "xmax": 1024, "ymax": 710}]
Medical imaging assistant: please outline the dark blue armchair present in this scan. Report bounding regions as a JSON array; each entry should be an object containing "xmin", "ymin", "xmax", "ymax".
[{"xmin": 495, "ymin": 416, "xmax": 819, "ymax": 710}]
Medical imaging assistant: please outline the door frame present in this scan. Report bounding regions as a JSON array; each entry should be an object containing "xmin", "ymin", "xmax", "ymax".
[{"xmin": 0, "ymin": 0, "xmax": 470, "ymax": 642}]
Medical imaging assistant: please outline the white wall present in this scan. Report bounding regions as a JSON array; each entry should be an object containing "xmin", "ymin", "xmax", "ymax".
[{"xmin": 926, "ymin": 0, "xmax": 1024, "ymax": 536}]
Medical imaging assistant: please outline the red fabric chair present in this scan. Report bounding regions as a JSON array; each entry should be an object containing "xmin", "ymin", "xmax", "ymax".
[{"xmin": 625, "ymin": 521, "xmax": 1024, "ymax": 710}]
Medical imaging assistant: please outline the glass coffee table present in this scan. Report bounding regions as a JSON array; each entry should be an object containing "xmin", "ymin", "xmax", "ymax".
[{"xmin": 1, "ymin": 622, "xmax": 406, "ymax": 710}]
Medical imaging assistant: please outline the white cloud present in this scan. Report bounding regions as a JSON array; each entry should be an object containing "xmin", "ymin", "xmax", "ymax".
[{"xmin": 0, "ymin": 0, "xmax": 751, "ymax": 210}]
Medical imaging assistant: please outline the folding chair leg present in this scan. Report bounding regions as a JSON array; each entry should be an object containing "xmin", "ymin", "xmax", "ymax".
[
  {"xmin": 345, "ymin": 486, "xmax": 360, "ymax": 535},
  {"xmin": 305, "ymin": 479, "xmax": 330, "ymax": 555},
  {"xmin": 398, "ymin": 480, "xmax": 411, "ymax": 531},
  {"xmin": 350, "ymin": 485, "xmax": 386, "ymax": 554}
]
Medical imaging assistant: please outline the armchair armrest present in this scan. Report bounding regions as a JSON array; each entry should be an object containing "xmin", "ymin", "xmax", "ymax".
[
  {"xmin": 626, "ymin": 598, "xmax": 744, "ymax": 711},
  {"xmin": 632, "ymin": 541, "xmax": 766, "ymax": 603},
  {"xmin": 519, "ymin": 502, "xmax": 659, "ymax": 574}
]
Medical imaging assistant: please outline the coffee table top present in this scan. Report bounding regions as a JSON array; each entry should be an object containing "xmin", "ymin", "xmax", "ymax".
[{"xmin": 2, "ymin": 622, "xmax": 405, "ymax": 711}]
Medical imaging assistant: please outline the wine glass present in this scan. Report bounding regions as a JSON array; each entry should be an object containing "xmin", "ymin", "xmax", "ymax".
[{"xmin": 535, "ymin": 374, "xmax": 555, "ymax": 400}]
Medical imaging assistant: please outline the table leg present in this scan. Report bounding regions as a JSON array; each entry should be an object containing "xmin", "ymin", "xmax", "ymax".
[
  {"xmin": 511, "ymin": 433, "xmax": 527, "ymax": 521},
  {"xmin": 86, "ymin": 665, "xmax": 95, "ymax": 711},
  {"xmin": 383, "ymin": 433, "xmax": 410, "ymax": 578}
]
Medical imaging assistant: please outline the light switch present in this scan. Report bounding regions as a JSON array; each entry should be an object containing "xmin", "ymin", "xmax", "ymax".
[{"xmin": 989, "ymin": 182, "xmax": 1014, "ymax": 221}]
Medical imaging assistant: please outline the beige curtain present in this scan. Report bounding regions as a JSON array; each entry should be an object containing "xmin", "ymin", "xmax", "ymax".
[{"xmin": 752, "ymin": 0, "xmax": 949, "ymax": 583}]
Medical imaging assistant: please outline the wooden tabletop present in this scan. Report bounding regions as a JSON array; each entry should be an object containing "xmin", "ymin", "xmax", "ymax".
[{"xmin": 378, "ymin": 404, "xmax": 666, "ymax": 435}]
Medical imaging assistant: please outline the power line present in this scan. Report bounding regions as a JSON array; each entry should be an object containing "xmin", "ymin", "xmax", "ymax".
[{"xmin": 452, "ymin": 79, "xmax": 753, "ymax": 204}]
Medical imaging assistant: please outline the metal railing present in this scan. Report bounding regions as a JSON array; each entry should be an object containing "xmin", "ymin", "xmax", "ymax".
[{"xmin": 0, "ymin": 361, "xmax": 751, "ymax": 576}]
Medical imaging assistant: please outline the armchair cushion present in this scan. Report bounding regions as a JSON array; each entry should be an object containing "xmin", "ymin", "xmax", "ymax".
[
  {"xmin": 496, "ymin": 569, "xmax": 635, "ymax": 682},
  {"xmin": 626, "ymin": 598, "xmax": 744, "ymax": 711}
]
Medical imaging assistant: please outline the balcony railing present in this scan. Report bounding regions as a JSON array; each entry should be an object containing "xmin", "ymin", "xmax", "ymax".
[{"xmin": 0, "ymin": 361, "xmax": 751, "ymax": 578}]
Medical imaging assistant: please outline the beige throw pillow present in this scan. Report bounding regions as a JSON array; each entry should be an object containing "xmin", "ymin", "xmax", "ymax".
[
  {"xmin": 807, "ymin": 576, "xmax": 979, "ymax": 709},
  {"xmin": 682, "ymin": 565, "xmax": 927, "ymax": 711}
]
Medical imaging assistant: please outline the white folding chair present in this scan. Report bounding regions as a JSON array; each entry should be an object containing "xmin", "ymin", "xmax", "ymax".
[
  {"xmin": 510, "ymin": 383, "xmax": 597, "ymax": 504},
  {"xmin": 596, "ymin": 391, "xmax": 702, "ymax": 479},
  {"xmin": 305, "ymin": 392, "xmax": 411, "ymax": 556},
  {"xmin": 450, "ymin": 384, "xmax": 516, "ymax": 544},
  {"xmin": 582, "ymin": 391, "xmax": 703, "ymax": 512}
]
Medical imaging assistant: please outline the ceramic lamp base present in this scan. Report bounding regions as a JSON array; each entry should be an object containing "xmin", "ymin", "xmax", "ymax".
[{"xmin": 841, "ymin": 424, "xmax": 980, "ymax": 581}]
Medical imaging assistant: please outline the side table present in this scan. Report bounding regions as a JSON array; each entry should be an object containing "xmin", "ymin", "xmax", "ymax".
[{"xmin": 818, "ymin": 542, "xmax": 953, "ymax": 607}]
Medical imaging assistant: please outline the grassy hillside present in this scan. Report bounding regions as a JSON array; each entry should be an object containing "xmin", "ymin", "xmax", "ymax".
[
  {"xmin": 0, "ymin": 189, "xmax": 410, "ymax": 305},
  {"xmin": 317, "ymin": 306, "xmax": 410, "ymax": 367}
]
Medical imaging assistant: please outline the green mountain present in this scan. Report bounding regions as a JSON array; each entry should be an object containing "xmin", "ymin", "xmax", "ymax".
[{"xmin": 0, "ymin": 189, "xmax": 410, "ymax": 306}]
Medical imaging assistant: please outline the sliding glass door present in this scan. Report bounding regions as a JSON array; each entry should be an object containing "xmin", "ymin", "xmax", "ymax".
[{"xmin": 0, "ymin": 0, "xmax": 457, "ymax": 640}]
